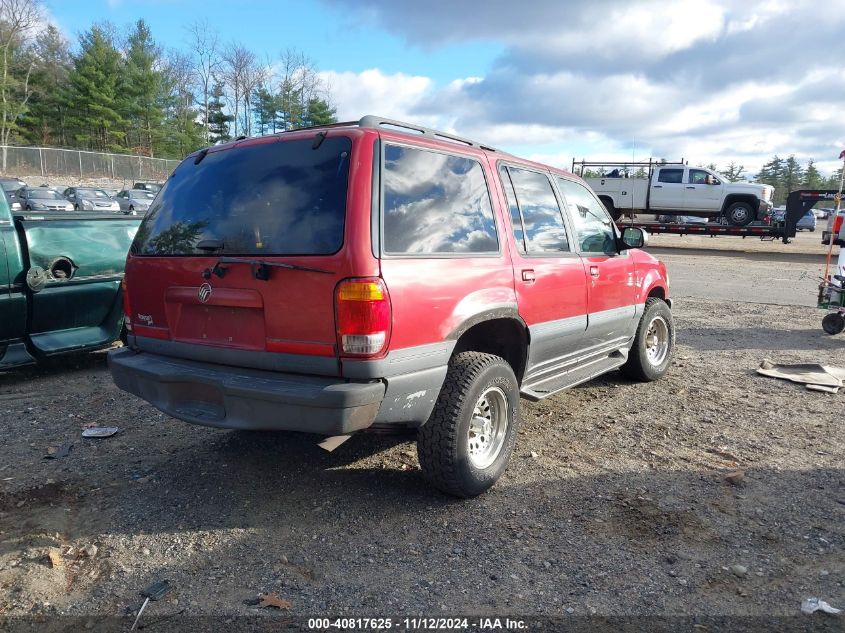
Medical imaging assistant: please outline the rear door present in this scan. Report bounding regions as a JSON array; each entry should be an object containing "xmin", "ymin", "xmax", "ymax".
[
  {"xmin": 125, "ymin": 133, "xmax": 364, "ymax": 377},
  {"xmin": 556, "ymin": 177, "xmax": 638, "ymax": 347},
  {"xmin": 498, "ymin": 164, "xmax": 588, "ymax": 380},
  {"xmin": 649, "ymin": 167, "xmax": 685, "ymax": 209}
]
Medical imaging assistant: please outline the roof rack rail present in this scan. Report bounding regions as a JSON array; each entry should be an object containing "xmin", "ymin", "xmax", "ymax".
[
  {"xmin": 358, "ymin": 115, "xmax": 496, "ymax": 151},
  {"xmin": 271, "ymin": 115, "xmax": 497, "ymax": 151}
]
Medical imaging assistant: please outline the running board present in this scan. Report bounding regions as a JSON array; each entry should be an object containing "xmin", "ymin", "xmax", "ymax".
[{"xmin": 520, "ymin": 352, "xmax": 627, "ymax": 401}]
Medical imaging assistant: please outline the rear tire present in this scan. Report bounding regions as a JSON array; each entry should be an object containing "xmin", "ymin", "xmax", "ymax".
[
  {"xmin": 622, "ymin": 298, "xmax": 675, "ymax": 381},
  {"xmin": 417, "ymin": 352, "xmax": 520, "ymax": 498},
  {"xmin": 725, "ymin": 202, "xmax": 754, "ymax": 226},
  {"xmin": 822, "ymin": 312, "xmax": 845, "ymax": 335}
]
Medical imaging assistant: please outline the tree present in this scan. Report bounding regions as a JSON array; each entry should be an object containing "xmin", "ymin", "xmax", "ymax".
[
  {"xmin": 802, "ymin": 159, "xmax": 823, "ymax": 189},
  {"xmin": 754, "ymin": 154, "xmax": 784, "ymax": 188},
  {"xmin": 123, "ymin": 19, "xmax": 166, "ymax": 156},
  {"xmin": 720, "ymin": 161, "xmax": 745, "ymax": 182},
  {"xmin": 160, "ymin": 49, "xmax": 204, "ymax": 157},
  {"xmin": 186, "ymin": 19, "xmax": 220, "ymax": 144},
  {"xmin": 780, "ymin": 155, "xmax": 803, "ymax": 200},
  {"xmin": 206, "ymin": 82, "xmax": 231, "ymax": 143},
  {"xmin": 302, "ymin": 97, "xmax": 336, "ymax": 127},
  {"xmin": 252, "ymin": 84, "xmax": 277, "ymax": 135},
  {"xmin": 66, "ymin": 26, "xmax": 125, "ymax": 152},
  {"xmin": 0, "ymin": 0, "xmax": 40, "ymax": 168},
  {"xmin": 20, "ymin": 24, "xmax": 72, "ymax": 146}
]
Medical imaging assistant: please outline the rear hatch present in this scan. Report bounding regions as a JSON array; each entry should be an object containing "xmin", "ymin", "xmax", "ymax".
[{"xmin": 125, "ymin": 133, "xmax": 358, "ymax": 377}]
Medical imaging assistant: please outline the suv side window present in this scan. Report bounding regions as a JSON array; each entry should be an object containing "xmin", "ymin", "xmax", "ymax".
[
  {"xmin": 557, "ymin": 178, "xmax": 616, "ymax": 254},
  {"xmin": 502, "ymin": 166, "xmax": 570, "ymax": 253},
  {"xmin": 657, "ymin": 168, "xmax": 684, "ymax": 184},
  {"xmin": 383, "ymin": 144, "xmax": 498, "ymax": 254},
  {"xmin": 499, "ymin": 167, "xmax": 526, "ymax": 254}
]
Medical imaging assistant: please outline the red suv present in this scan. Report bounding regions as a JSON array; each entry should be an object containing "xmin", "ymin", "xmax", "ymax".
[{"xmin": 110, "ymin": 116, "xmax": 673, "ymax": 497}]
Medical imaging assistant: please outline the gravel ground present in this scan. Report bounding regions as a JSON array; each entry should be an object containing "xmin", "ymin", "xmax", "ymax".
[{"xmin": 0, "ymin": 252, "xmax": 843, "ymax": 628}]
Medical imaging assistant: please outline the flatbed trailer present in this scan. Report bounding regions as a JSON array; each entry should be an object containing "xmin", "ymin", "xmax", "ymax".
[{"xmin": 619, "ymin": 190, "xmax": 840, "ymax": 244}]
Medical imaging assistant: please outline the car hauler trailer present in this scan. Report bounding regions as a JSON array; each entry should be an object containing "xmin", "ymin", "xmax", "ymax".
[{"xmin": 619, "ymin": 190, "xmax": 841, "ymax": 245}]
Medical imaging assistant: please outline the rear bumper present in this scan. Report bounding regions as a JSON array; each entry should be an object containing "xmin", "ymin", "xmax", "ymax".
[{"xmin": 108, "ymin": 347, "xmax": 385, "ymax": 434}]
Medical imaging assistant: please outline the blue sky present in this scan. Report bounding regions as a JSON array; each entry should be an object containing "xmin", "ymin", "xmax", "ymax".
[
  {"xmin": 44, "ymin": 0, "xmax": 845, "ymax": 177},
  {"xmin": 46, "ymin": 0, "xmax": 503, "ymax": 86}
]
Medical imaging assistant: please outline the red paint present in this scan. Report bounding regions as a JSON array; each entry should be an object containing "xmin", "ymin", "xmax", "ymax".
[{"xmin": 123, "ymin": 124, "xmax": 669, "ymax": 376}]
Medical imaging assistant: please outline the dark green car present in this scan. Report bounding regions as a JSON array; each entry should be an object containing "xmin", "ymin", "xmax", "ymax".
[{"xmin": 0, "ymin": 193, "xmax": 141, "ymax": 369}]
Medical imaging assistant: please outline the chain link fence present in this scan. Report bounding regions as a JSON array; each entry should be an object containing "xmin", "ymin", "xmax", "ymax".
[{"xmin": 0, "ymin": 146, "xmax": 181, "ymax": 183}]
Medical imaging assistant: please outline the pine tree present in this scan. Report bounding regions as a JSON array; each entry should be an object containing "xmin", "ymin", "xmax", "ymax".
[
  {"xmin": 721, "ymin": 162, "xmax": 745, "ymax": 182},
  {"xmin": 800, "ymin": 160, "xmax": 822, "ymax": 189},
  {"xmin": 20, "ymin": 25, "xmax": 72, "ymax": 146},
  {"xmin": 781, "ymin": 155, "xmax": 803, "ymax": 199},
  {"xmin": 252, "ymin": 86, "xmax": 277, "ymax": 135},
  {"xmin": 66, "ymin": 26, "xmax": 125, "ymax": 152},
  {"xmin": 302, "ymin": 97, "xmax": 336, "ymax": 127},
  {"xmin": 207, "ymin": 83, "xmax": 232, "ymax": 143},
  {"xmin": 123, "ymin": 20, "xmax": 166, "ymax": 156}
]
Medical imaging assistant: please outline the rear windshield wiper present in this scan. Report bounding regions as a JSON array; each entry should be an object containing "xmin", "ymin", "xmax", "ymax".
[{"xmin": 206, "ymin": 256, "xmax": 334, "ymax": 281}]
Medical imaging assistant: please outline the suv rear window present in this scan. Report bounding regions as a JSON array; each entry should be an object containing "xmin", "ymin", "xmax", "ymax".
[
  {"xmin": 132, "ymin": 136, "xmax": 351, "ymax": 256},
  {"xmin": 382, "ymin": 144, "xmax": 498, "ymax": 254}
]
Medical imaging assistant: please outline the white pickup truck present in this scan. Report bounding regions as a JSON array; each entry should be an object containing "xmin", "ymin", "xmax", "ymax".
[{"xmin": 580, "ymin": 162, "xmax": 774, "ymax": 226}]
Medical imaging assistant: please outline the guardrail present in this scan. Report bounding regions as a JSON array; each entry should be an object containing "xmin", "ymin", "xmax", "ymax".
[{"xmin": 0, "ymin": 146, "xmax": 181, "ymax": 182}]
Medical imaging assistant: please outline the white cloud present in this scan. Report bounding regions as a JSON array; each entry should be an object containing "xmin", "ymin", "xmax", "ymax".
[
  {"xmin": 320, "ymin": 0, "xmax": 845, "ymax": 179},
  {"xmin": 318, "ymin": 69, "xmax": 435, "ymax": 125}
]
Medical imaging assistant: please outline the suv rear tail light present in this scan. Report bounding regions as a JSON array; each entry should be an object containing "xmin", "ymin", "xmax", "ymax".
[
  {"xmin": 121, "ymin": 278, "xmax": 132, "ymax": 332},
  {"xmin": 335, "ymin": 278, "xmax": 390, "ymax": 356}
]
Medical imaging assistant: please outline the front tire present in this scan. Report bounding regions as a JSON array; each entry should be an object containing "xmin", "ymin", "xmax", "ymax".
[
  {"xmin": 417, "ymin": 352, "xmax": 520, "ymax": 498},
  {"xmin": 726, "ymin": 202, "xmax": 754, "ymax": 226},
  {"xmin": 622, "ymin": 298, "xmax": 675, "ymax": 381}
]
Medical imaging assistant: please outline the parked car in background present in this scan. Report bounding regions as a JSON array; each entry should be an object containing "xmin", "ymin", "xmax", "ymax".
[
  {"xmin": 15, "ymin": 187, "xmax": 74, "ymax": 211},
  {"xmin": 115, "ymin": 189, "xmax": 155, "ymax": 214},
  {"xmin": 0, "ymin": 177, "xmax": 25, "ymax": 209},
  {"xmin": 796, "ymin": 210, "xmax": 817, "ymax": 232},
  {"xmin": 132, "ymin": 181, "xmax": 163, "ymax": 194},
  {"xmin": 63, "ymin": 187, "xmax": 121, "ymax": 212},
  {"xmin": 110, "ymin": 115, "xmax": 674, "ymax": 498},
  {"xmin": 815, "ymin": 207, "xmax": 833, "ymax": 220}
]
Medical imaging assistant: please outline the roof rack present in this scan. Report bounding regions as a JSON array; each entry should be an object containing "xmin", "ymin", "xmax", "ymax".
[
  {"xmin": 272, "ymin": 115, "xmax": 497, "ymax": 151},
  {"xmin": 357, "ymin": 115, "xmax": 496, "ymax": 151}
]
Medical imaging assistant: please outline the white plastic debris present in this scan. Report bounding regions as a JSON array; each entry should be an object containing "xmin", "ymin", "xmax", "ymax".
[
  {"xmin": 801, "ymin": 598, "xmax": 842, "ymax": 615},
  {"xmin": 81, "ymin": 427, "xmax": 120, "ymax": 438}
]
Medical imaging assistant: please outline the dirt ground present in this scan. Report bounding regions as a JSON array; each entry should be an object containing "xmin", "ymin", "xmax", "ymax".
[{"xmin": 0, "ymin": 246, "xmax": 843, "ymax": 630}]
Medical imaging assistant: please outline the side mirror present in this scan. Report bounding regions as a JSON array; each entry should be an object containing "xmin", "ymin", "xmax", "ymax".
[{"xmin": 619, "ymin": 226, "xmax": 648, "ymax": 250}]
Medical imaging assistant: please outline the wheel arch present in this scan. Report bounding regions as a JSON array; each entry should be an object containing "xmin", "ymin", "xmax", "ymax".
[
  {"xmin": 721, "ymin": 193, "xmax": 759, "ymax": 214},
  {"xmin": 449, "ymin": 313, "xmax": 529, "ymax": 384}
]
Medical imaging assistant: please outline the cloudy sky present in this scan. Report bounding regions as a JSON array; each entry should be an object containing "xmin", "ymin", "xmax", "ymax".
[{"xmin": 50, "ymin": 0, "xmax": 845, "ymax": 178}]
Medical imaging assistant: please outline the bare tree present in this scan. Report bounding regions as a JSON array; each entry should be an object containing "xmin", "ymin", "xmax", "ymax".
[
  {"xmin": 186, "ymin": 19, "xmax": 220, "ymax": 144},
  {"xmin": 276, "ymin": 48, "xmax": 325, "ymax": 130},
  {"xmin": 0, "ymin": 0, "xmax": 40, "ymax": 171},
  {"xmin": 239, "ymin": 53, "xmax": 265, "ymax": 136},
  {"xmin": 221, "ymin": 43, "xmax": 254, "ymax": 138}
]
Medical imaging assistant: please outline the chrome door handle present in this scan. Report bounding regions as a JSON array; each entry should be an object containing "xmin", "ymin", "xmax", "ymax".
[
  {"xmin": 652, "ymin": 185, "xmax": 663, "ymax": 189},
  {"xmin": 521, "ymin": 269, "xmax": 535, "ymax": 282},
  {"xmin": 686, "ymin": 186, "xmax": 696, "ymax": 189},
  {"xmin": 590, "ymin": 266, "xmax": 600, "ymax": 278}
]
